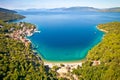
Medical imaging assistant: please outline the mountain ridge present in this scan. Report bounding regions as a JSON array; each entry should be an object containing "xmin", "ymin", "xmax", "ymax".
[
  {"xmin": 0, "ymin": 7, "xmax": 25, "ymax": 21},
  {"xmin": 0, "ymin": 8, "xmax": 17, "ymax": 13},
  {"xmin": 16, "ymin": 7, "xmax": 120, "ymax": 12}
]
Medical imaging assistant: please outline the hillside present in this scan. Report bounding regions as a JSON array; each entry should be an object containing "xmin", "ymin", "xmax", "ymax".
[
  {"xmin": 0, "ymin": 20, "xmax": 59, "ymax": 80},
  {"xmin": 72, "ymin": 22, "xmax": 120, "ymax": 80},
  {"xmin": 0, "ymin": 8, "xmax": 17, "ymax": 13},
  {"xmin": 0, "ymin": 8, "xmax": 25, "ymax": 22}
]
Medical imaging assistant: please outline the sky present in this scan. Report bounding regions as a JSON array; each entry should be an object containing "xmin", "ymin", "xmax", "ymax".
[{"xmin": 0, "ymin": 0, "xmax": 120, "ymax": 10}]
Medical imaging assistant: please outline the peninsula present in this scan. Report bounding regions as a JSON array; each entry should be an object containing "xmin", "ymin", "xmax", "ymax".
[{"xmin": 0, "ymin": 8, "xmax": 25, "ymax": 22}]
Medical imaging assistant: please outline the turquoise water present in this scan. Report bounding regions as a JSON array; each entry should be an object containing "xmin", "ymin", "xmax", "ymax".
[{"xmin": 18, "ymin": 12, "xmax": 120, "ymax": 62}]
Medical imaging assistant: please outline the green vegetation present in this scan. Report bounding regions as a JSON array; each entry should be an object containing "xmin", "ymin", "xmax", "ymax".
[
  {"xmin": 0, "ymin": 21, "xmax": 59, "ymax": 80},
  {"xmin": 0, "ymin": 8, "xmax": 25, "ymax": 22},
  {"xmin": 72, "ymin": 22, "xmax": 120, "ymax": 80},
  {"xmin": 0, "ymin": 8, "xmax": 120, "ymax": 79}
]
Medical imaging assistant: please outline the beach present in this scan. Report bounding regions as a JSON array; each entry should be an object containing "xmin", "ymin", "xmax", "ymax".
[
  {"xmin": 44, "ymin": 61, "xmax": 83, "ymax": 68},
  {"xmin": 44, "ymin": 60, "xmax": 83, "ymax": 74},
  {"xmin": 97, "ymin": 26, "xmax": 108, "ymax": 33}
]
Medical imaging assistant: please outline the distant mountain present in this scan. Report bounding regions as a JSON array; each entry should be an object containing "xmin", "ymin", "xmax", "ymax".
[
  {"xmin": 16, "ymin": 7, "xmax": 100, "ymax": 15},
  {"xmin": 58, "ymin": 7, "xmax": 99, "ymax": 12},
  {"xmin": 15, "ymin": 7, "xmax": 120, "ymax": 14},
  {"xmin": 100, "ymin": 7, "xmax": 120, "ymax": 12},
  {"xmin": 0, "ymin": 8, "xmax": 25, "ymax": 21},
  {"xmin": 49, "ymin": 7, "xmax": 120, "ymax": 12},
  {"xmin": 0, "ymin": 8, "xmax": 17, "ymax": 13}
]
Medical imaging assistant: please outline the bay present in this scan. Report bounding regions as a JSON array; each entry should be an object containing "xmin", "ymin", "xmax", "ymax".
[{"xmin": 18, "ymin": 12, "xmax": 120, "ymax": 62}]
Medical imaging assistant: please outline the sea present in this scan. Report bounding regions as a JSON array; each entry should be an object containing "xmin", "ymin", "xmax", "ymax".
[{"xmin": 17, "ymin": 11, "xmax": 120, "ymax": 62}]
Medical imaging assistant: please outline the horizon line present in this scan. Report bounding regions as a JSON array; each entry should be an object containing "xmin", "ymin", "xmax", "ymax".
[{"xmin": 1, "ymin": 6, "xmax": 120, "ymax": 10}]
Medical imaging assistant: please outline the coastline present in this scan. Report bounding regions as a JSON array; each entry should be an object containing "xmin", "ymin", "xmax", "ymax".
[
  {"xmin": 1, "ymin": 7, "xmax": 119, "ymax": 80},
  {"xmin": 28, "ymin": 36, "xmax": 84, "ymax": 75},
  {"xmin": 25, "ymin": 24, "xmax": 106, "ymax": 70},
  {"xmin": 14, "ymin": 19, "xmax": 107, "ymax": 67},
  {"xmin": 44, "ymin": 60, "xmax": 83, "ymax": 68},
  {"xmin": 44, "ymin": 59, "xmax": 83, "ymax": 76},
  {"xmin": 96, "ymin": 25, "xmax": 108, "ymax": 33},
  {"xmin": 12, "ymin": 21, "xmax": 108, "ymax": 78},
  {"xmin": 29, "ymin": 25, "xmax": 106, "ymax": 66},
  {"xmin": 32, "ymin": 48, "xmax": 85, "ymax": 68}
]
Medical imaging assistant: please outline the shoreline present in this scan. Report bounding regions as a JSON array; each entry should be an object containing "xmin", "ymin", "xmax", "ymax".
[
  {"xmin": 43, "ymin": 58, "xmax": 85, "ymax": 63},
  {"xmin": 96, "ymin": 25, "xmax": 108, "ymax": 41},
  {"xmin": 20, "ymin": 23, "xmax": 108, "ymax": 77},
  {"xmin": 26, "ymin": 24, "xmax": 107, "ymax": 68},
  {"xmin": 44, "ymin": 60, "xmax": 83, "ymax": 68},
  {"xmin": 31, "ymin": 45, "xmax": 85, "ymax": 68},
  {"xmin": 29, "ymin": 25, "xmax": 106, "ymax": 65},
  {"xmin": 33, "ymin": 49, "xmax": 85, "ymax": 68},
  {"xmin": 96, "ymin": 26, "xmax": 108, "ymax": 33}
]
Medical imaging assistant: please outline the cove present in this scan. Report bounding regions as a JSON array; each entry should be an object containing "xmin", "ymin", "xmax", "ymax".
[{"xmin": 17, "ymin": 12, "xmax": 120, "ymax": 62}]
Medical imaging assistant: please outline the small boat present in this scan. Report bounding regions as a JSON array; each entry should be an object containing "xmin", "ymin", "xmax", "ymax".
[{"xmin": 35, "ymin": 30, "xmax": 41, "ymax": 33}]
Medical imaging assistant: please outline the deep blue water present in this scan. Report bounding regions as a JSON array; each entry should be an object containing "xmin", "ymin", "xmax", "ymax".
[{"xmin": 18, "ymin": 12, "xmax": 120, "ymax": 62}]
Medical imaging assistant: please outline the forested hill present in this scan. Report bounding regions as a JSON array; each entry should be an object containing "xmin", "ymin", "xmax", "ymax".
[
  {"xmin": 0, "ymin": 8, "xmax": 25, "ymax": 22},
  {"xmin": 0, "ymin": 21, "xmax": 59, "ymax": 80},
  {"xmin": 0, "ymin": 8, "xmax": 16, "ymax": 13},
  {"xmin": 72, "ymin": 22, "xmax": 120, "ymax": 80}
]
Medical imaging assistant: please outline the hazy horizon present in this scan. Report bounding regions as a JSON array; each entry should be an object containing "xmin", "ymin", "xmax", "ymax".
[
  {"xmin": 0, "ymin": 0, "xmax": 120, "ymax": 10},
  {"xmin": 1, "ymin": 6, "xmax": 120, "ymax": 11}
]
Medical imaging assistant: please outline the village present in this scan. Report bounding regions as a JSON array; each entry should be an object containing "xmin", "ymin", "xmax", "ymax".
[{"xmin": 8, "ymin": 22, "xmax": 36, "ymax": 47}]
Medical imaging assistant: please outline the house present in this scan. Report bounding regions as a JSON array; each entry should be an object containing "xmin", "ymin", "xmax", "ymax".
[
  {"xmin": 9, "ymin": 28, "xmax": 15, "ymax": 32},
  {"xmin": 0, "ymin": 25, "xmax": 3, "ymax": 28},
  {"xmin": 92, "ymin": 60, "xmax": 101, "ymax": 66}
]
